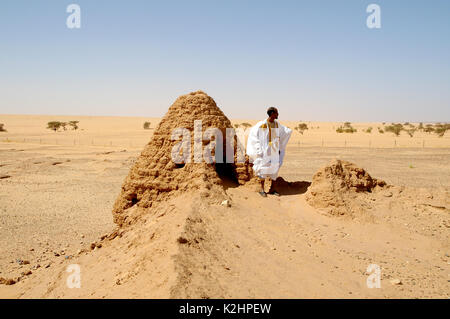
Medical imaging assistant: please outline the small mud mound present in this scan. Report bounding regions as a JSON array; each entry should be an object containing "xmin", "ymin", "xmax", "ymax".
[
  {"xmin": 112, "ymin": 91, "xmax": 252, "ymax": 227},
  {"xmin": 305, "ymin": 159, "xmax": 386, "ymax": 217}
]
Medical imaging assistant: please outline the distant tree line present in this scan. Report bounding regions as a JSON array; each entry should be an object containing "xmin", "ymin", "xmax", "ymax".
[{"xmin": 383, "ymin": 122, "xmax": 449, "ymax": 137}]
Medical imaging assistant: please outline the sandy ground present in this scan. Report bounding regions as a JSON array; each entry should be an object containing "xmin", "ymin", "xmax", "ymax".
[{"xmin": 0, "ymin": 114, "xmax": 449, "ymax": 298}]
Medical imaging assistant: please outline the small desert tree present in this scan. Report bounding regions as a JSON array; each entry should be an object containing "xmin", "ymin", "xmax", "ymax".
[
  {"xmin": 384, "ymin": 123, "xmax": 403, "ymax": 136},
  {"xmin": 241, "ymin": 123, "xmax": 252, "ymax": 129},
  {"xmin": 47, "ymin": 121, "xmax": 62, "ymax": 132},
  {"xmin": 405, "ymin": 128, "xmax": 416, "ymax": 137},
  {"xmin": 143, "ymin": 121, "xmax": 151, "ymax": 130},
  {"xmin": 60, "ymin": 122, "xmax": 68, "ymax": 131},
  {"xmin": 68, "ymin": 121, "xmax": 79, "ymax": 130},
  {"xmin": 295, "ymin": 123, "xmax": 308, "ymax": 134},
  {"xmin": 336, "ymin": 122, "xmax": 357, "ymax": 133},
  {"xmin": 434, "ymin": 123, "xmax": 450, "ymax": 137},
  {"xmin": 424, "ymin": 124, "xmax": 435, "ymax": 133},
  {"xmin": 0, "ymin": 123, "xmax": 6, "ymax": 132}
]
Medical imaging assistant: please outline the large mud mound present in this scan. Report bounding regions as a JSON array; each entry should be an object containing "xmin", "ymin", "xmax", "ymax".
[
  {"xmin": 306, "ymin": 159, "xmax": 386, "ymax": 217},
  {"xmin": 112, "ymin": 91, "xmax": 252, "ymax": 226}
]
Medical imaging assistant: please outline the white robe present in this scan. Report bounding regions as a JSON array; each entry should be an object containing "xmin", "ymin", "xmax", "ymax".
[{"xmin": 246, "ymin": 120, "xmax": 292, "ymax": 180}]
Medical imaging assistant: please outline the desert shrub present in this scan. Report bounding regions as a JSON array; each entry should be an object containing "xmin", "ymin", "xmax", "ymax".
[
  {"xmin": 47, "ymin": 120, "xmax": 79, "ymax": 132},
  {"xmin": 405, "ymin": 128, "xmax": 416, "ymax": 137},
  {"xmin": 47, "ymin": 121, "xmax": 62, "ymax": 132},
  {"xmin": 364, "ymin": 127, "xmax": 373, "ymax": 133},
  {"xmin": 434, "ymin": 123, "xmax": 450, "ymax": 137},
  {"xmin": 336, "ymin": 122, "xmax": 357, "ymax": 133},
  {"xmin": 234, "ymin": 124, "xmax": 240, "ymax": 128},
  {"xmin": 69, "ymin": 121, "xmax": 79, "ymax": 130},
  {"xmin": 377, "ymin": 127, "xmax": 384, "ymax": 133},
  {"xmin": 424, "ymin": 124, "xmax": 435, "ymax": 133},
  {"xmin": 241, "ymin": 123, "xmax": 252, "ymax": 129},
  {"xmin": 385, "ymin": 123, "xmax": 418, "ymax": 137},
  {"xmin": 143, "ymin": 121, "xmax": 151, "ymax": 130},
  {"xmin": 295, "ymin": 123, "xmax": 308, "ymax": 135},
  {"xmin": 0, "ymin": 123, "xmax": 6, "ymax": 132},
  {"xmin": 384, "ymin": 123, "xmax": 403, "ymax": 136}
]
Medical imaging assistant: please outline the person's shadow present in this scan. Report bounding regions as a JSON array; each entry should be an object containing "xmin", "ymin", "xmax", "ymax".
[{"xmin": 273, "ymin": 177, "xmax": 311, "ymax": 196}]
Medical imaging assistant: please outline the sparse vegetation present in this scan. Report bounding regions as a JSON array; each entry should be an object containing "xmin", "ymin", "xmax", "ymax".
[
  {"xmin": 423, "ymin": 124, "xmax": 435, "ymax": 133},
  {"xmin": 405, "ymin": 129, "xmax": 413, "ymax": 137},
  {"xmin": 405, "ymin": 127, "xmax": 416, "ymax": 138},
  {"xmin": 294, "ymin": 123, "xmax": 309, "ymax": 135},
  {"xmin": 47, "ymin": 121, "xmax": 62, "ymax": 132},
  {"xmin": 383, "ymin": 122, "xmax": 448, "ymax": 137},
  {"xmin": 377, "ymin": 127, "xmax": 384, "ymax": 134},
  {"xmin": 69, "ymin": 121, "xmax": 79, "ymax": 130},
  {"xmin": 434, "ymin": 123, "xmax": 450, "ymax": 137},
  {"xmin": 364, "ymin": 127, "xmax": 373, "ymax": 133},
  {"xmin": 384, "ymin": 123, "xmax": 404, "ymax": 136},
  {"xmin": 143, "ymin": 121, "xmax": 151, "ymax": 130},
  {"xmin": 240, "ymin": 123, "xmax": 252, "ymax": 129},
  {"xmin": 0, "ymin": 123, "xmax": 6, "ymax": 132},
  {"xmin": 336, "ymin": 122, "xmax": 357, "ymax": 133},
  {"xmin": 47, "ymin": 120, "xmax": 80, "ymax": 132}
]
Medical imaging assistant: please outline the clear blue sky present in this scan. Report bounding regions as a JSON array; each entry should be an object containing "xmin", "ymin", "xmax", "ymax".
[{"xmin": 1, "ymin": 0, "xmax": 449, "ymax": 122}]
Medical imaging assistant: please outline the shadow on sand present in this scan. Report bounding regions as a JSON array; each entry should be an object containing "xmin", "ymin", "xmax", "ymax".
[{"xmin": 273, "ymin": 177, "xmax": 311, "ymax": 196}]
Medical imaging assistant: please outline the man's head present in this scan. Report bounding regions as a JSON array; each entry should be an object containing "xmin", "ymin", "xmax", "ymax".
[{"xmin": 267, "ymin": 107, "xmax": 279, "ymax": 121}]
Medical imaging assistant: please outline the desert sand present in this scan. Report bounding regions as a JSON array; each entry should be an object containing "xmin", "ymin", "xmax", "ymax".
[{"xmin": 0, "ymin": 92, "xmax": 449, "ymax": 298}]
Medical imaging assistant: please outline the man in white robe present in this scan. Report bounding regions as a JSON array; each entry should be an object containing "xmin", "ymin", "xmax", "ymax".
[{"xmin": 246, "ymin": 107, "xmax": 292, "ymax": 197}]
